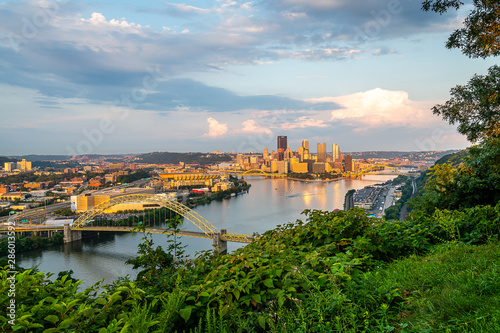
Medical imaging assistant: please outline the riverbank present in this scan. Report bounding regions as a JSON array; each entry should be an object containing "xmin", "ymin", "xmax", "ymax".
[
  {"xmin": 185, "ymin": 180, "xmax": 251, "ymax": 208},
  {"xmin": 284, "ymin": 176, "xmax": 345, "ymax": 182},
  {"xmin": 17, "ymin": 175, "xmax": 398, "ymax": 289},
  {"xmin": 0, "ymin": 233, "xmax": 64, "ymax": 259}
]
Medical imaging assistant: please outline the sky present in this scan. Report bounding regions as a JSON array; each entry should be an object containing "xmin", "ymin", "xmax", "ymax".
[{"xmin": 0, "ymin": 0, "xmax": 497, "ymax": 156}]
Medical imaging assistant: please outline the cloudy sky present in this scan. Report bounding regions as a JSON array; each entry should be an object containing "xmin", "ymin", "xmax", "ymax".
[{"xmin": 0, "ymin": 0, "xmax": 496, "ymax": 155}]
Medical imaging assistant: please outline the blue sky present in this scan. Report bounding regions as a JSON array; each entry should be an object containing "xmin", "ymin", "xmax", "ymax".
[{"xmin": 0, "ymin": 0, "xmax": 496, "ymax": 155}]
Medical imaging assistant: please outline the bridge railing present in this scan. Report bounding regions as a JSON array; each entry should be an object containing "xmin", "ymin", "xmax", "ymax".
[{"xmin": 221, "ymin": 232, "xmax": 257, "ymax": 244}]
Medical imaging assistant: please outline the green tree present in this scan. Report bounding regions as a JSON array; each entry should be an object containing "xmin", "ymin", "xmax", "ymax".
[
  {"xmin": 422, "ymin": 0, "xmax": 500, "ymax": 58},
  {"xmin": 431, "ymin": 65, "xmax": 500, "ymax": 142},
  {"xmin": 384, "ymin": 205, "xmax": 400, "ymax": 220},
  {"xmin": 423, "ymin": 1, "xmax": 500, "ymax": 143},
  {"xmin": 412, "ymin": 138, "xmax": 500, "ymax": 213},
  {"xmin": 125, "ymin": 232, "xmax": 174, "ymax": 285}
]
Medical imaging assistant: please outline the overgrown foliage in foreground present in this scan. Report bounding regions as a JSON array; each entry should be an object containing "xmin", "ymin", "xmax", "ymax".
[{"xmin": 2, "ymin": 202, "xmax": 500, "ymax": 332}]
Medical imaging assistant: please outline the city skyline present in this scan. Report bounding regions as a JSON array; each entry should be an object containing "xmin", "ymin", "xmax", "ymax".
[{"xmin": 1, "ymin": 0, "xmax": 496, "ymax": 155}]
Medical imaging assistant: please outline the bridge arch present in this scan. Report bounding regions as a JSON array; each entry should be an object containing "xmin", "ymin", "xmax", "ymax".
[
  {"xmin": 240, "ymin": 169, "xmax": 286, "ymax": 177},
  {"xmin": 242, "ymin": 169, "xmax": 270, "ymax": 175},
  {"xmin": 355, "ymin": 165, "xmax": 404, "ymax": 175},
  {"xmin": 72, "ymin": 194, "xmax": 218, "ymax": 237}
]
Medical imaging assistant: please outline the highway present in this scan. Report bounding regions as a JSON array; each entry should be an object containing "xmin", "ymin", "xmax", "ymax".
[{"xmin": 4, "ymin": 178, "xmax": 151, "ymax": 224}]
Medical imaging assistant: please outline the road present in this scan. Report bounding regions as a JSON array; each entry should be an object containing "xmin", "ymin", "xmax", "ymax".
[
  {"xmin": 4, "ymin": 178, "xmax": 151, "ymax": 224},
  {"xmin": 383, "ymin": 186, "xmax": 396, "ymax": 211},
  {"xmin": 344, "ymin": 191, "xmax": 354, "ymax": 211},
  {"xmin": 400, "ymin": 176, "xmax": 418, "ymax": 221}
]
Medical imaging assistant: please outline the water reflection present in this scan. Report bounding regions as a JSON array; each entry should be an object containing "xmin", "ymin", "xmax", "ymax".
[{"xmin": 18, "ymin": 175, "xmax": 396, "ymax": 289}]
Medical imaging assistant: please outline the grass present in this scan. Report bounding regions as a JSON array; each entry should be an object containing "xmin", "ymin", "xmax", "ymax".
[{"xmin": 372, "ymin": 241, "xmax": 500, "ymax": 332}]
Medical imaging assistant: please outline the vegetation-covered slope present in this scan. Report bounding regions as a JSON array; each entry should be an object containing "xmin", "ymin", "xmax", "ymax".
[{"xmin": 2, "ymin": 200, "xmax": 500, "ymax": 332}]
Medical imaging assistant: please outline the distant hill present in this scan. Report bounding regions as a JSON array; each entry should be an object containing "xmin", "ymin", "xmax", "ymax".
[
  {"xmin": 0, "ymin": 156, "xmax": 18, "ymax": 164},
  {"xmin": 345, "ymin": 150, "xmax": 460, "ymax": 161},
  {"xmin": 9, "ymin": 154, "xmax": 132, "ymax": 161},
  {"xmin": 11, "ymin": 155, "xmax": 70, "ymax": 161},
  {"xmin": 138, "ymin": 152, "xmax": 232, "ymax": 165},
  {"xmin": 345, "ymin": 151, "xmax": 409, "ymax": 159}
]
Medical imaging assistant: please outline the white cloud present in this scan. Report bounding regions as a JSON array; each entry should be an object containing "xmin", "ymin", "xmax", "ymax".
[
  {"xmin": 82, "ymin": 12, "xmax": 143, "ymax": 29},
  {"xmin": 280, "ymin": 116, "xmax": 328, "ymax": 130},
  {"xmin": 239, "ymin": 119, "xmax": 273, "ymax": 134},
  {"xmin": 163, "ymin": 3, "xmax": 210, "ymax": 14},
  {"xmin": 279, "ymin": 48, "xmax": 361, "ymax": 60},
  {"xmin": 205, "ymin": 117, "xmax": 228, "ymax": 137},
  {"xmin": 282, "ymin": 0, "xmax": 345, "ymax": 10},
  {"xmin": 306, "ymin": 88, "xmax": 441, "ymax": 130},
  {"xmin": 282, "ymin": 11, "xmax": 308, "ymax": 20}
]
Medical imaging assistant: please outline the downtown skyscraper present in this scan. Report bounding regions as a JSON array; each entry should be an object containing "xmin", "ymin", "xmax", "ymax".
[{"xmin": 317, "ymin": 142, "xmax": 326, "ymax": 163}]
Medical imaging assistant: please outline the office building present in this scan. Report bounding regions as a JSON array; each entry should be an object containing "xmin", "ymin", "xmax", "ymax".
[
  {"xmin": 236, "ymin": 154, "xmax": 244, "ymax": 165},
  {"xmin": 299, "ymin": 139, "xmax": 311, "ymax": 161},
  {"xmin": 263, "ymin": 147, "xmax": 269, "ymax": 160},
  {"xmin": 291, "ymin": 161, "xmax": 308, "ymax": 173},
  {"xmin": 312, "ymin": 162, "xmax": 326, "ymax": 174},
  {"xmin": 317, "ymin": 142, "xmax": 326, "ymax": 163},
  {"xmin": 344, "ymin": 155, "xmax": 354, "ymax": 172},
  {"xmin": 16, "ymin": 159, "xmax": 32, "ymax": 172},
  {"xmin": 276, "ymin": 160, "xmax": 288, "ymax": 174},
  {"xmin": 4, "ymin": 162, "xmax": 14, "ymax": 172},
  {"xmin": 298, "ymin": 146, "xmax": 304, "ymax": 161},
  {"xmin": 332, "ymin": 143, "xmax": 340, "ymax": 162},
  {"xmin": 277, "ymin": 136, "xmax": 287, "ymax": 151}
]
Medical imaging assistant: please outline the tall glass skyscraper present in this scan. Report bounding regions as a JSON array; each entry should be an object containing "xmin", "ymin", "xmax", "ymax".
[
  {"xmin": 317, "ymin": 142, "xmax": 326, "ymax": 162},
  {"xmin": 332, "ymin": 143, "xmax": 340, "ymax": 162},
  {"xmin": 277, "ymin": 136, "xmax": 287, "ymax": 151}
]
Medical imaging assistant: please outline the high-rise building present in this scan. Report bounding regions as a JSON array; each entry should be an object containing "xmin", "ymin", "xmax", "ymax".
[
  {"xmin": 263, "ymin": 147, "xmax": 269, "ymax": 160},
  {"xmin": 16, "ymin": 159, "xmax": 32, "ymax": 172},
  {"xmin": 236, "ymin": 154, "xmax": 244, "ymax": 165},
  {"xmin": 4, "ymin": 162, "xmax": 14, "ymax": 172},
  {"xmin": 298, "ymin": 146, "xmax": 304, "ymax": 161},
  {"xmin": 299, "ymin": 139, "xmax": 311, "ymax": 161},
  {"xmin": 344, "ymin": 155, "xmax": 354, "ymax": 172},
  {"xmin": 332, "ymin": 143, "xmax": 340, "ymax": 162},
  {"xmin": 277, "ymin": 136, "xmax": 287, "ymax": 151},
  {"xmin": 317, "ymin": 142, "xmax": 326, "ymax": 163},
  {"xmin": 276, "ymin": 160, "xmax": 288, "ymax": 174}
]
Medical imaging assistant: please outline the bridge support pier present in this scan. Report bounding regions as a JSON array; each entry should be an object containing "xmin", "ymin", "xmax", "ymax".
[
  {"xmin": 64, "ymin": 224, "xmax": 82, "ymax": 243},
  {"xmin": 213, "ymin": 228, "xmax": 227, "ymax": 255}
]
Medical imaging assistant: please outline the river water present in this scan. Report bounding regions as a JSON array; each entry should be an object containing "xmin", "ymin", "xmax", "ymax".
[{"xmin": 18, "ymin": 175, "xmax": 396, "ymax": 289}]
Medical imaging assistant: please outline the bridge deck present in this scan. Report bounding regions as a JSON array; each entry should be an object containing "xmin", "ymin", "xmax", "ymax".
[{"xmin": 0, "ymin": 225, "xmax": 255, "ymax": 243}]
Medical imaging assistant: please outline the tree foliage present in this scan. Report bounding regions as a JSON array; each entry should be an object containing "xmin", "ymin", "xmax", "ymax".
[
  {"xmin": 423, "ymin": 1, "xmax": 500, "ymax": 143},
  {"xmin": 431, "ymin": 65, "xmax": 500, "ymax": 142},
  {"xmin": 423, "ymin": 0, "xmax": 500, "ymax": 58},
  {"xmin": 3, "ymin": 203, "xmax": 500, "ymax": 332},
  {"xmin": 412, "ymin": 138, "xmax": 500, "ymax": 213}
]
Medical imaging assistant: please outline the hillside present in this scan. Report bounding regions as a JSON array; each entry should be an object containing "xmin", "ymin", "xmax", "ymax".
[
  {"xmin": 3, "ymin": 203, "xmax": 500, "ymax": 332},
  {"xmin": 0, "ymin": 156, "xmax": 18, "ymax": 164},
  {"xmin": 137, "ymin": 151, "xmax": 232, "ymax": 165}
]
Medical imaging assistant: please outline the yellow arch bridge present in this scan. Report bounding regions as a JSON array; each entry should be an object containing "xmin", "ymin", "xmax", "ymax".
[
  {"xmin": 231, "ymin": 169, "xmax": 287, "ymax": 177},
  {"xmin": 3, "ymin": 194, "xmax": 257, "ymax": 254},
  {"xmin": 344, "ymin": 165, "xmax": 407, "ymax": 177}
]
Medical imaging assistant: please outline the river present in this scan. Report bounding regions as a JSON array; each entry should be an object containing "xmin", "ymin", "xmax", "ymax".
[{"xmin": 17, "ymin": 175, "xmax": 396, "ymax": 289}]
